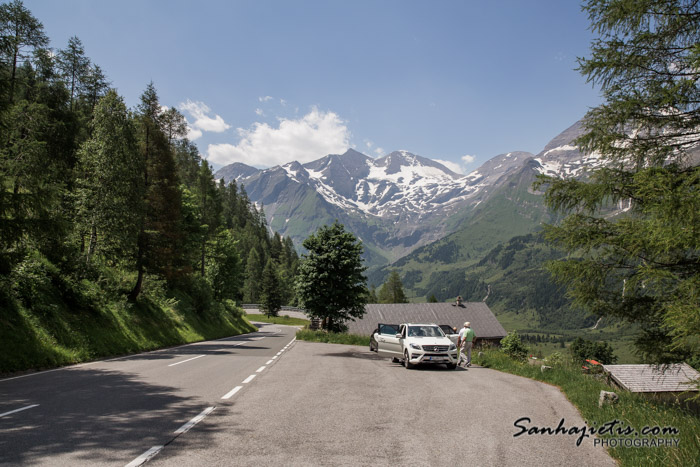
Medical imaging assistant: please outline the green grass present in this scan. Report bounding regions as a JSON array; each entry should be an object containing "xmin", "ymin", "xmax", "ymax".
[
  {"xmin": 474, "ymin": 349, "xmax": 700, "ymax": 467},
  {"xmin": 295, "ymin": 329, "xmax": 369, "ymax": 346},
  {"xmin": 0, "ymin": 274, "xmax": 256, "ymax": 375},
  {"xmin": 244, "ymin": 313, "xmax": 309, "ymax": 326}
]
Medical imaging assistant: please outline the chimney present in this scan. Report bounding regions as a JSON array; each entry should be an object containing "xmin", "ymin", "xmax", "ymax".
[{"xmin": 456, "ymin": 295, "xmax": 463, "ymax": 307}]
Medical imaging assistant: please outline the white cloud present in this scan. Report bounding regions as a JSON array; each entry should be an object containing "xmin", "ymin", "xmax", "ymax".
[
  {"xmin": 255, "ymin": 108, "xmax": 264, "ymax": 116},
  {"xmin": 280, "ymin": 99, "xmax": 287, "ymax": 106},
  {"xmin": 374, "ymin": 147, "xmax": 384, "ymax": 156},
  {"xmin": 434, "ymin": 159, "xmax": 463, "ymax": 174},
  {"xmin": 206, "ymin": 107, "xmax": 351, "ymax": 167},
  {"xmin": 258, "ymin": 96, "xmax": 273, "ymax": 102},
  {"xmin": 188, "ymin": 128, "xmax": 203, "ymax": 141},
  {"xmin": 178, "ymin": 100, "xmax": 231, "ymax": 140},
  {"xmin": 461, "ymin": 154, "xmax": 476, "ymax": 165},
  {"xmin": 433, "ymin": 154, "xmax": 477, "ymax": 174}
]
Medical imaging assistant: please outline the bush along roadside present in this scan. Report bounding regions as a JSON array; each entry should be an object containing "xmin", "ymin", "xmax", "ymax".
[
  {"xmin": 473, "ymin": 349, "xmax": 700, "ymax": 467},
  {"xmin": 0, "ymin": 265, "xmax": 256, "ymax": 375},
  {"xmin": 295, "ymin": 329, "xmax": 369, "ymax": 347}
]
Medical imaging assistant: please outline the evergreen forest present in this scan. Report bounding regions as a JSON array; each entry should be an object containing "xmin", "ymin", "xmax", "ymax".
[{"xmin": 0, "ymin": 1, "xmax": 298, "ymax": 372}]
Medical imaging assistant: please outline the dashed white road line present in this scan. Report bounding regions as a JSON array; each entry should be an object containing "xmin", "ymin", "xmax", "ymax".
[
  {"xmin": 125, "ymin": 445, "xmax": 164, "ymax": 467},
  {"xmin": 174, "ymin": 406, "xmax": 216, "ymax": 435},
  {"xmin": 0, "ymin": 404, "xmax": 39, "ymax": 418},
  {"xmin": 126, "ymin": 335, "xmax": 296, "ymax": 466},
  {"xmin": 168, "ymin": 355, "xmax": 205, "ymax": 367},
  {"xmin": 221, "ymin": 386, "xmax": 242, "ymax": 400}
]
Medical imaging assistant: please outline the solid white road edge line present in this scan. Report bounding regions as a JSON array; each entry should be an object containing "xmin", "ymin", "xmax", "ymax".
[
  {"xmin": 174, "ymin": 406, "xmax": 216, "ymax": 435},
  {"xmin": 221, "ymin": 386, "xmax": 242, "ymax": 400},
  {"xmin": 0, "ymin": 404, "xmax": 39, "ymax": 418},
  {"xmin": 168, "ymin": 355, "xmax": 205, "ymax": 367},
  {"xmin": 242, "ymin": 375, "xmax": 256, "ymax": 384},
  {"xmin": 125, "ymin": 445, "xmax": 164, "ymax": 467},
  {"xmin": 1, "ymin": 332, "xmax": 262, "ymax": 383}
]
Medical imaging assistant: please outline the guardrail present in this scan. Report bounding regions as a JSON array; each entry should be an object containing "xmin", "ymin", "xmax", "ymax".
[{"xmin": 240, "ymin": 304, "xmax": 308, "ymax": 313}]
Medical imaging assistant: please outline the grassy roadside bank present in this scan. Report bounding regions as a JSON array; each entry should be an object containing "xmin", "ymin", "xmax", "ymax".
[
  {"xmin": 295, "ymin": 330, "xmax": 369, "ymax": 346},
  {"xmin": 244, "ymin": 313, "xmax": 309, "ymax": 326},
  {"xmin": 0, "ymin": 285, "xmax": 256, "ymax": 376},
  {"xmin": 293, "ymin": 331, "xmax": 698, "ymax": 466},
  {"xmin": 474, "ymin": 350, "xmax": 700, "ymax": 467}
]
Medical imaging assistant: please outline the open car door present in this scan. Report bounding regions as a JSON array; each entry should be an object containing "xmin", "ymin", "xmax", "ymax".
[
  {"xmin": 376, "ymin": 323, "xmax": 402, "ymax": 358},
  {"xmin": 439, "ymin": 324, "xmax": 459, "ymax": 346}
]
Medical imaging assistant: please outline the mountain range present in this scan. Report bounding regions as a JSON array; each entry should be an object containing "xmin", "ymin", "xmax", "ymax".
[{"xmin": 214, "ymin": 120, "xmax": 597, "ymax": 270}]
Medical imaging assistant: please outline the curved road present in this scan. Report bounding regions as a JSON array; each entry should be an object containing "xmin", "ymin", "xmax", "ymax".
[
  {"xmin": 0, "ymin": 322, "xmax": 296, "ymax": 466},
  {"xmin": 153, "ymin": 341, "xmax": 615, "ymax": 466},
  {"xmin": 1, "ymin": 327, "xmax": 615, "ymax": 466}
]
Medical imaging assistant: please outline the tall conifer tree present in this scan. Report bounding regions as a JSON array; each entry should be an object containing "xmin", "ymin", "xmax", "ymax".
[{"xmin": 535, "ymin": 0, "xmax": 700, "ymax": 363}]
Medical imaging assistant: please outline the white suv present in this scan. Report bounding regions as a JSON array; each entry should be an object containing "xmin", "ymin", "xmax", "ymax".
[{"xmin": 377, "ymin": 323, "xmax": 459, "ymax": 369}]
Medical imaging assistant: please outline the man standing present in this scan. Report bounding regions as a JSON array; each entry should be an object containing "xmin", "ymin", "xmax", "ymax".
[{"xmin": 458, "ymin": 322, "xmax": 476, "ymax": 367}]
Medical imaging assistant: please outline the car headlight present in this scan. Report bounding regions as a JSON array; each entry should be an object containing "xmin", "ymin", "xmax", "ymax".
[
  {"xmin": 449, "ymin": 343, "xmax": 457, "ymax": 351},
  {"xmin": 409, "ymin": 343, "xmax": 421, "ymax": 350}
]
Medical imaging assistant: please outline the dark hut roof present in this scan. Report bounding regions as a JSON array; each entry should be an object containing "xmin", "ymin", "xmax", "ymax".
[{"xmin": 346, "ymin": 302, "xmax": 507, "ymax": 339}]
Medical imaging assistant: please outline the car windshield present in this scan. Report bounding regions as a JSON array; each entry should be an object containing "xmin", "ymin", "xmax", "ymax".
[
  {"xmin": 439, "ymin": 325, "xmax": 456, "ymax": 334},
  {"xmin": 407, "ymin": 325, "xmax": 444, "ymax": 338}
]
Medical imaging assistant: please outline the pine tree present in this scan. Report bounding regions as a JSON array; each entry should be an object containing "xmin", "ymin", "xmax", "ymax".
[
  {"xmin": 129, "ymin": 83, "xmax": 182, "ymax": 300},
  {"xmin": 377, "ymin": 270, "xmax": 408, "ymax": 304},
  {"xmin": 243, "ymin": 248, "xmax": 262, "ymax": 303},
  {"xmin": 0, "ymin": 0, "xmax": 48, "ymax": 105},
  {"xmin": 260, "ymin": 258, "xmax": 282, "ymax": 317},
  {"xmin": 534, "ymin": 0, "xmax": 700, "ymax": 364},
  {"xmin": 56, "ymin": 36, "xmax": 89, "ymax": 111}
]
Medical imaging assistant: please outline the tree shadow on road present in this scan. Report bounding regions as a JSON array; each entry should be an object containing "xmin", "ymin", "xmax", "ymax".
[{"xmin": 0, "ymin": 367, "xmax": 223, "ymax": 465}]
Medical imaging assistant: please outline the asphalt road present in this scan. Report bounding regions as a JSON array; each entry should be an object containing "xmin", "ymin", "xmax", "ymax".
[
  {"xmin": 150, "ymin": 342, "xmax": 616, "ymax": 466},
  {"xmin": 0, "ymin": 322, "xmax": 297, "ymax": 466}
]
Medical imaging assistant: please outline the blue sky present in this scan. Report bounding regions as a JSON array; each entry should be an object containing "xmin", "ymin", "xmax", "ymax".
[{"xmin": 24, "ymin": 0, "xmax": 601, "ymax": 173}]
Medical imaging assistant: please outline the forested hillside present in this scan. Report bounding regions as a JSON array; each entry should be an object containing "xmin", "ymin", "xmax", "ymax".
[{"xmin": 0, "ymin": 1, "xmax": 298, "ymax": 373}]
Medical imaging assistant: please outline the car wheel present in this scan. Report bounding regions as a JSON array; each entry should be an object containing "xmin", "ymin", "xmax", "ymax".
[
  {"xmin": 404, "ymin": 351, "xmax": 414, "ymax": 369},
  {"xmin": 391, "ymin": 357, "xmax": 400, "ymax": 363}
]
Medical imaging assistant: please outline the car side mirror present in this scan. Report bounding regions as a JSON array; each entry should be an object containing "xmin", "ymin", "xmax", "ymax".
[{"xmin": 396, "ymin": 333, "xmax": 402, "ymax": 339}]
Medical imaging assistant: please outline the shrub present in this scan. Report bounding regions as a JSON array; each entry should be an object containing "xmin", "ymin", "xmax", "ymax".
[
  {"xmin": 544, "ymin": 351, "xmax": 564, "ymax": 366},
  {"xmin": 570, "ymin": 337, "xmax": 617, "ymax": 364},
  {"xmin": 500, "ymin": 331, "xmax": 528, "ymax": 361}
]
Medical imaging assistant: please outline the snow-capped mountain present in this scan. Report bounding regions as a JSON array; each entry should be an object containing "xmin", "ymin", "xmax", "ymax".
[{"xmin": 214, "ymin": 121, "xmax": 593, "ymax": 266}]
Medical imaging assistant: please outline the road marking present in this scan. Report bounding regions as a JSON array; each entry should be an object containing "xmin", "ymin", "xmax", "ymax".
[
  {"xmin": 272, "ymin": 356, "xmax": 277, "ymax": 360},
  {"xmin": 125, "ymin": 445, "xmax": 164, "ymax": 467},
  {"xmin": 0, "ymin": 404, "xmax": 39, "ymax": 418},
  {"xmin": 242, "ymin": 375, "xmax": 256, "ymax": 384},
  {"xmin": 266, "ymin": 359, "xmax": 273, "ymax": 364},
  {"xmin": 221, "ymin": 386, "xmax": 242, "ymax": 399},
  {"xmin": 256, "ymin": 366, "xmax": 266, "ymax": 373},
  {"xmin": 174, "ymin": 406, "xmax": 216, "ymax": 435},
  {"xmin": 168, "ymin": 355, "xmax": 205, "ymax": 367}
]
